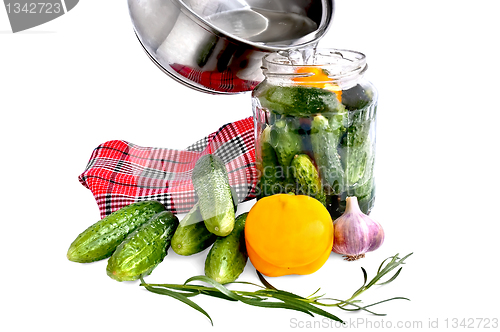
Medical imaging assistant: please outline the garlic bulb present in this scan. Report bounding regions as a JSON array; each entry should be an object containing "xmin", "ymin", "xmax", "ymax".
[{"xmin": 332, "ymin": 196, "xmax": 384, "ymax": 261}]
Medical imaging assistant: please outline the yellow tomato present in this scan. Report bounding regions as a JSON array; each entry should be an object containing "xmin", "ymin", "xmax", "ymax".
[{"xmin": 245, "ymin": 194, "xmax": 333, "ymax": 277}]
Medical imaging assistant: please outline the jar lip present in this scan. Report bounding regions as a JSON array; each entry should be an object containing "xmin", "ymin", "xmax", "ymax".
[
  {"xmin": 263, "ymin": 48, "xmax": 366, "ymax": 68},
  {"xmin": 261, "ymin": 48, "xmax": 367, "ymax": 87}
]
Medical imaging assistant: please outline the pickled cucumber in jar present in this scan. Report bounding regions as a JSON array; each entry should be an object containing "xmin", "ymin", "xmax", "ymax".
[{"xmin": 252, "ymin": 49, "xmax": 378, "ymax": 217}]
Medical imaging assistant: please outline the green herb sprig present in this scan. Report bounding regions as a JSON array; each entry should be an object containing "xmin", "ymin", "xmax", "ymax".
[{"xmin": 139, "ymin": 253, "xmax": 412, "ymax": 325}]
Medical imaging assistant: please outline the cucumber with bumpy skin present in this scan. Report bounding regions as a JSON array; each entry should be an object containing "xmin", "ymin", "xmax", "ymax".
[
  {"xmin": 291, "ymin": 154, "xmax": 326, "ymax": 206},
  {"xmin": 172, "ymin": 185, "xmax": 239, "ymax": 255},
  {"xmin": 106, "ymin": 211, "xmax": 179, "ymax": 281},
  {"xmin": 269, "ymin": 118, "xmax": 302, "ymax": 194},
  {"xmin": 67, "ymin": 201, "xmax": 166, "ymax": 263},
  {"xmin": 171, "ymin": 203, "xmax": 217, "ymax": 256},
  {"xmin": 192, "ymin": 154, "xmax": 235, "ymax": 237},
  {"xmin": 257, "ymin": 125, "xmax": 286, "ymax": 198},
  {"xmin": 259, "ymin": 85, "xmax": 344, "ymax": 116},
  {"xmin": 270, "ymin": 117, "xmax": 303, "ymax": 168},
  {"xmin": 339, "ymin": 107, "xmax": 374, "ymax": 187},
  {"xmin": 310, "ymin": 115, "xmax": 345, "ymax": 194},
  {"xmin": 205, "ymin": 213, "xmax": 248, "ymax": 284}
]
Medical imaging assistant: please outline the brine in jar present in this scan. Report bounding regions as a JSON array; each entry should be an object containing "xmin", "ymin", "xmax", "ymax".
[{"xmin": 251, "ymin": 49, "xmax": 377, "ymax": 218}]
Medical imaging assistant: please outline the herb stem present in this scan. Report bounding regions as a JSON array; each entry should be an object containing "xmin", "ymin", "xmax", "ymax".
[{"xmin": 139, "ymin": 253, "xmax": 412, "ymax": 324}]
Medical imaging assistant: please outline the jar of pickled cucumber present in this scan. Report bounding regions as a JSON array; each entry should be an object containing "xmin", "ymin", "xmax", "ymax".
[{"xmin": 252, "ymin": 49, "xmax": 377, "ymax": 218}]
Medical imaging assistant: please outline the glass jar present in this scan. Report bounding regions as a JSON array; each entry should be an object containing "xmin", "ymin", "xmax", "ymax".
[{"xmin": 252, "ymin": 49, "xmax": 377, "ymax": 218}]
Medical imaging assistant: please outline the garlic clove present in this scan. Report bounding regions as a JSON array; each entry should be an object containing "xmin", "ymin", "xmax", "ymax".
[{"xmin": 332, "ymin": 196, "xmax": 384, "ymax": 261}]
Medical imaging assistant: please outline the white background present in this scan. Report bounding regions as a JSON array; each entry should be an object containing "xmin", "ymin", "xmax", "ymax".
[{"xmin": 1, "ymin": 0, "xmax": 499, "ymax": 331}]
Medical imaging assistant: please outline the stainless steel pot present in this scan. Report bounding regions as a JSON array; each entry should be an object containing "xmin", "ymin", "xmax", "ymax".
[{"xmin": 128, "ymin": 0, "xmax": 334, "ymax": 94}]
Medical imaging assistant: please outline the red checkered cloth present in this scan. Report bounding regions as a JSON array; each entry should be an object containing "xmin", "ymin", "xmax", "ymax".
[{"xmin": 78, "ymin": 117, "xmax": 257, "ymax": 219}]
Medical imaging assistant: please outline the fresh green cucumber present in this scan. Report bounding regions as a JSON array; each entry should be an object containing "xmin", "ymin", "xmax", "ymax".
[
  {"xmin": 269, "ymin": 117, "xmax": 303, "ymax": 194},
  {"xmin": 259, "ymin": 85, "xmax": 344, "ymax": 116},
  {"xmin": 192, "ymin": 154, "xmax": 235, "ymax": 237},
  {"xmin": 106, "ymin": 211, "xmax": 179, "ymax": 281},
  {"xmin": 204, "ymin": 213, "xmax": 248, "ymax": 284},
  {"xmin": 339, "ymin": 107, "xmax": 374, "ymax": 187},
  {"xmin": 310, "ymin": 115, "xmax": 345, "ymax": 195},
  {"xmin": 270, "ymin": 117, "xmax": 303, "ymax": 168},
  {"xmin": 171, "ymin": 203, "xmax": 217, "ymax": 256},
  {"xmin": 257, "ymin": 125, "xmax": 286, "ymax": 198},
  {"xmin": 291, "ymin": 154, "xmax": 326, "ymax": 206},
  {"xmin": 67, "ymin": 201, "xmax": 166, "ymax": 263},
  {"xmin": 353, "ymin": 175, "xmax": 376, "ymax": 215}
]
